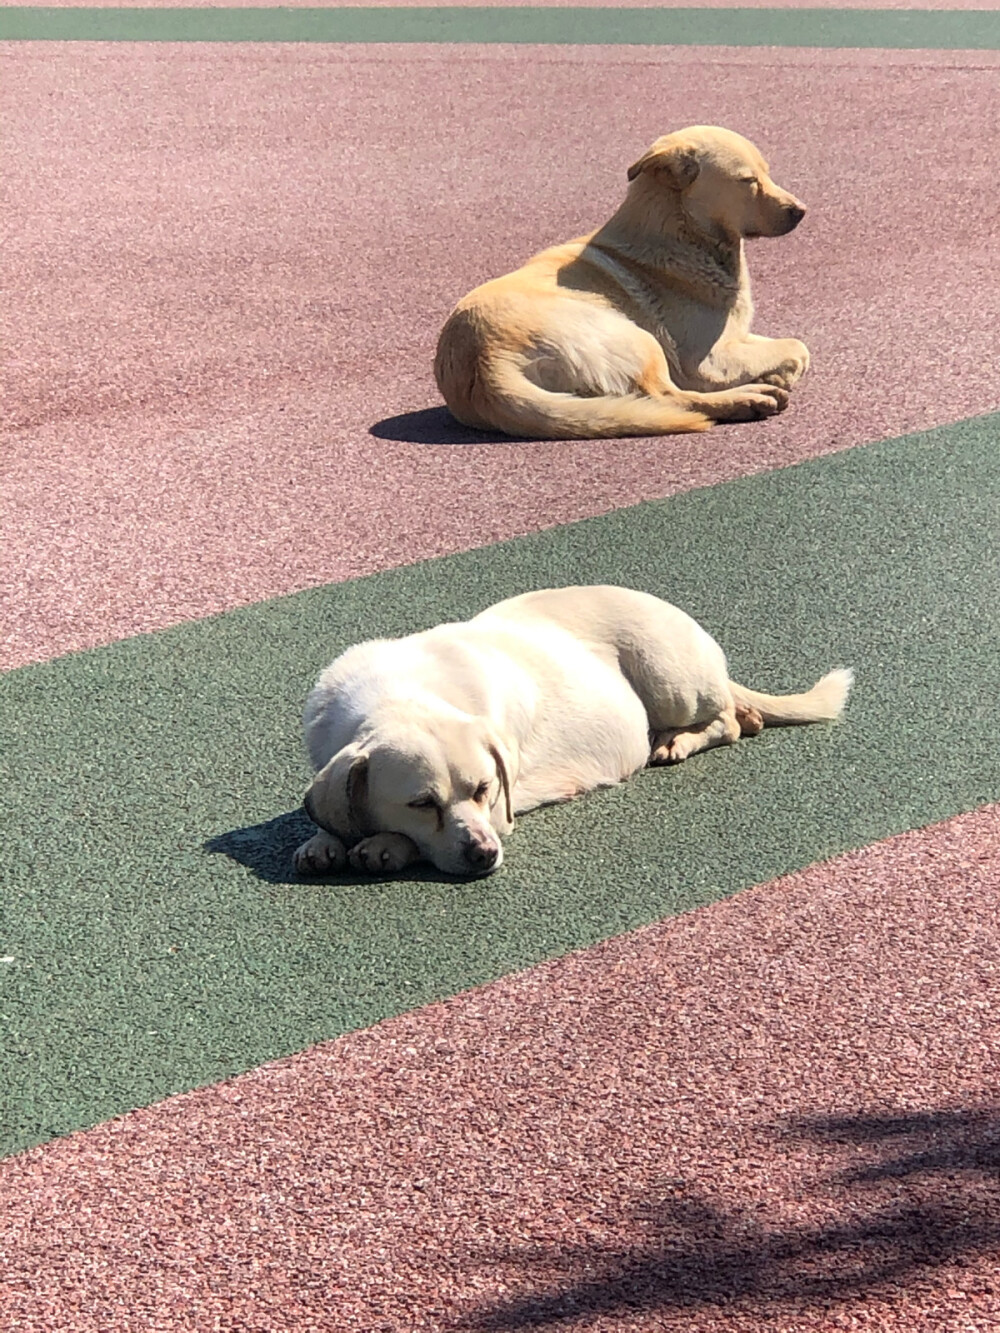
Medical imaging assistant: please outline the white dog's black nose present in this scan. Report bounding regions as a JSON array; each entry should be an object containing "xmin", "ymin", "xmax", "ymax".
[{"xmin": 464, "ymin": 839, "xmax": 500, "ymax": 873}]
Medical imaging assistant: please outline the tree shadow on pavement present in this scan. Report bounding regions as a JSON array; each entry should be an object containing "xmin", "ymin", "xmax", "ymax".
[{"xmin": 460, "ymin": 1104, "xmax": 1000, "ymax": 1328}]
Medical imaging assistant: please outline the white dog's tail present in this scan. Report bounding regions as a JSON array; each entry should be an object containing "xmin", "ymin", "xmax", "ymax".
[{"xmin": 730, "ymin": 668, "xmax": 854, "ymax": 726}]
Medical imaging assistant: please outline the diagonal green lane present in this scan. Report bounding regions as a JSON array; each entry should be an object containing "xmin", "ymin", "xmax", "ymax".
[
  {"xmin": 1, "ymin": 6, "xmax": 999, "ymax": 47},
  {"xmin": 3, "ymin": 413, "xmax": 1000, "ymax": 1157}
]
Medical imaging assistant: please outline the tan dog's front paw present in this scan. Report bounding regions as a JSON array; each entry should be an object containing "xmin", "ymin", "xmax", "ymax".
[
  {"xmin": 760, "ymin": 340, "xmax": 810, "ymax": 391},
  {"xmin": 730, "ymin": 383, "xmax": 789, "ymax": 419},
  {"xmin": 293, "ymin": 830, "xmax": 348, "ymax": 876},
  {"xmin": 348, "ymin": 833, "xmax": 419, "ymax": 875}
]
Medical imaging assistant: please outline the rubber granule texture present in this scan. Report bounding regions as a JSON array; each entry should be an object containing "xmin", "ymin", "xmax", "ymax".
[
  {"xmin": 3, "ymin": 412, "xmax": 999, "ymax": 1157},
  {"xmin": 5, "ymin": 44, "xmax": 1000, "ymax": 666},
  {"xmin": 2, "ymin": 805, "xmax": 999, "ymax": 1331}
]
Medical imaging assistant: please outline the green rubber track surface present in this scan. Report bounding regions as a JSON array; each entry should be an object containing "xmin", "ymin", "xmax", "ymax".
[
  {"xmin": 2, "ymin": 6, "xmax": 999, "ymax": 46},
  {"xmin": 2, "ymin": 412, "xmax": 999, "ymax": 1157}
]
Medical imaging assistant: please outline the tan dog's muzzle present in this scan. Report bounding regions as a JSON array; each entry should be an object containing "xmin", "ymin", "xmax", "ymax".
[
  {"xmin": 780, "ymin": 200, "xmax": 806, "ymax": 233},
  {"xmin": 769, "ymin": 190, "xmax": 806, "ymax": 235}
]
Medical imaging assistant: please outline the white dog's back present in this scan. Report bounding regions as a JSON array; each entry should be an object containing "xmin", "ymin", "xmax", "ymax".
[
  {"xmin": 304, "ymin": 611, "xmax": 654, "ymax": 810},
  {"xmin": 302, "ymin": 584, "xmax": 851, "ymax": 846}
]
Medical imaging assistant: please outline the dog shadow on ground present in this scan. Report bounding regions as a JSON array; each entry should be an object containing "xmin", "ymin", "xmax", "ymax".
[
  {"xmin": 206, "ymin": 809, "xmax": 463, "ymax": 887},
  {"xmin": 370, "ymin": 407, "xmax": 520, "ymax": 446},
  {"xmin": 459, "ymin": 1104, "xmax": 1000, "ymax": 1328}
]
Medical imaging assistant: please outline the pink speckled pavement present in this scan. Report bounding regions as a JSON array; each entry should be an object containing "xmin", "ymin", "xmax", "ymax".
[
  {"xmin": 4, "ymin": 44, "xmax": 1000, "ymax": 668},
  {"xmin": 5, "ymin": 21, "xmax": 1000, "ymax": 1331}
]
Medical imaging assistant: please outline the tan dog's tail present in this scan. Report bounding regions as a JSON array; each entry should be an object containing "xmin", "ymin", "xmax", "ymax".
[
  {"xmin": 436, "ymin": 336, "xmax": 711, "ymax": 440},
  {"xmin": 730, "ymin": 668, "xmax": 853, "ymax": 726},
  {"xmin": 485, "ymin": 376, "xmax": 712, "ymax": 441}
]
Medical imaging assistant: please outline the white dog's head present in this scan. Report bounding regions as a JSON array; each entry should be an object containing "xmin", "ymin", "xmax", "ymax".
[{"xmin": 304, "ymin": 705, "xmax": 516, "ymax": 877}]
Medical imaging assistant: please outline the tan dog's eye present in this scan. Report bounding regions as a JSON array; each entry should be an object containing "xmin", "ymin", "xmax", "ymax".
[
  {"xmin": 474, "ymin": 781, "xmax": 490, "ymax": 802},
  {"xmin": 408, "ymin": 796, "xmax": 439, "ymax": 812}
]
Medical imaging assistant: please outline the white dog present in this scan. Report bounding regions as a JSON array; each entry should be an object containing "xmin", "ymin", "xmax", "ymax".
[{"xmin": 295, "ymin": 586, "xmax": 852, "ymax": 878}]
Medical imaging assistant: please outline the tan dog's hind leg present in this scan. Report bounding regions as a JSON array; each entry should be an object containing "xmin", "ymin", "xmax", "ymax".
[
  {"xmin": 686, "ymin": 384, "xmax": 789, "ymax": 421},
  {"xmin": 463, "ymin": 320, "xmax": 714, "ymax": 440},
  {"xmin": 650, "ymin": 707, "xmax": 742, "ymax": 765}
]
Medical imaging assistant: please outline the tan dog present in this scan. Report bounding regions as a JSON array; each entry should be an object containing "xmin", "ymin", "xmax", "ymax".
[
  {"xmin": 434, "ymin": 126, "xmax": 810, "ymax": 439},
  {"xmin": 294, "ymin": 586, "xmax": 851, "ymax": 879}
]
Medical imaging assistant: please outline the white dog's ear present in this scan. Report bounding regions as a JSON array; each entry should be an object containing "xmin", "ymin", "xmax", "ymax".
[
  {"xmin": 485, "ymin": 734, "xmax": 518, "ymax": 835},
  {"xmin": 627, "ymin": 142, "xmax": 700, "ymax": 189},
  {"xmin": 304, "ymin": 743, "xmax": 370, "ymax": 844}
]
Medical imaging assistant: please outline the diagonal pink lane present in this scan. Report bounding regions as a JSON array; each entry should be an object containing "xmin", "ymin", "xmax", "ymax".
[
  {"xmin": 4, "ymin": 45, "xmax": 1000, "ymax": 669},
  {"xmin": 2, "ymin": 806, "xmax": 999, "ymax": 1330}
]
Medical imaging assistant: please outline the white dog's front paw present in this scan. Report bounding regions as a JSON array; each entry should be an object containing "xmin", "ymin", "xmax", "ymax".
[
  {"xmin": 348, "ymin": 833, "xmax": 419, "ymax": 876},
  {"xmin": 293, "ymin": 830, "xmax": 348, "ymax": 876}
]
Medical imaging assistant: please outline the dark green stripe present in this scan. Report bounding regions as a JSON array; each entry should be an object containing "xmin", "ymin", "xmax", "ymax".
[
  {"xmin": 1, "ymin": 6, "xmax": 998, "ymax": 47},
  {"xmin": 3, "ymin": 413, "xmax": 1000, "ymax": 1156}
]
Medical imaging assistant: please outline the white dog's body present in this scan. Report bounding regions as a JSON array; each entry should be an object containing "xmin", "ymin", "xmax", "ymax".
[
  {"xmin": 295, "ymin": 586, "xmax": 851, "ymax": 878},
  {"xmin": 305, "ymin": 612, "xmax": 653, "ymax": 816}
]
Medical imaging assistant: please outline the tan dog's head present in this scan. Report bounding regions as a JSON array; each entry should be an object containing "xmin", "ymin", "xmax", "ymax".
[
  {"xmin": 626, "ymin": 126, "xmax": 805, "ymax": 243},
  {"xmin": 303, "ymin": 705, "xmax": 516, "ymax": 877}
]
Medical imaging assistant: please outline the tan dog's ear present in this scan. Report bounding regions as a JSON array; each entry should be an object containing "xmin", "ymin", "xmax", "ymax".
[
  {"xmin": 627, "ymin": 143, "xmax": 700, "ymax": 188},
  {"xmin": 304, "ymin": 744, "xmax": 370, "ymax": 844}
]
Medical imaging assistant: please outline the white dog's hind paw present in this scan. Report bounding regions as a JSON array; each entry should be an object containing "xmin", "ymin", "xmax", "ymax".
[
  {"xmin": 348, "ymin": 833, "xmax": 420, "ymax": 876},
  {"xmin": 293, "ymin": 830, "xmax": 348, "ymax": 876},
  {"xmin": 650, "ymin": 731, "xmax": 694, "ymax": 764}
]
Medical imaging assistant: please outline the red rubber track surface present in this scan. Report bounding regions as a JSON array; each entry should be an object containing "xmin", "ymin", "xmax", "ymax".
[
  {"xmin": 4, "ymin": 44, "xmax": 1000, "ymax": 668},
  {"xmin": 2, "ymin": 806, "xmax": 999, "ymax": 1331}
]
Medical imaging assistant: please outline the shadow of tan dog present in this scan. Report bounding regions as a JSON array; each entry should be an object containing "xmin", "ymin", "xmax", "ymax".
[{"xmin": 435, "ymin": 125, "xmax": 810, "ymax": 440}]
